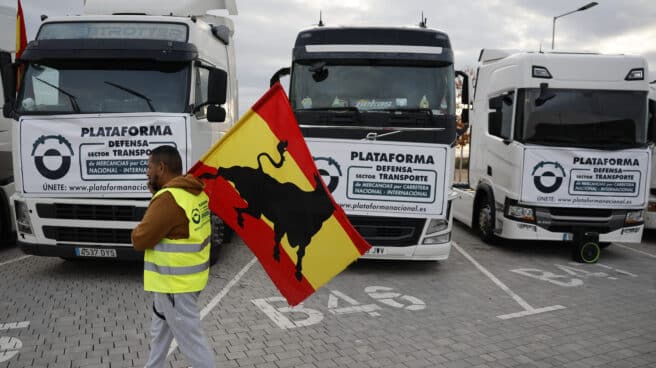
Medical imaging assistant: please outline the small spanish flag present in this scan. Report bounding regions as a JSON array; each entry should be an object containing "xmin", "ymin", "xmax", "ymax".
[
  {"xmin": 16, "ymin": 0, "xmax": 27, "ymax": 58},
  {"xmin": 189, "ymin": 83, "xmax": 371, "ymax": 306},
  {"xmin": 15, "ymin": 0, "xmax": 27, "ymax": 91}
]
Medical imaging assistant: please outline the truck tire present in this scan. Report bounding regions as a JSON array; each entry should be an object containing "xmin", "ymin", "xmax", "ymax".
[
  {"xmin": 0, "ymin": 190, "xmax": 12, "ymax": 246},
  {"xmin": 475, "ymin": 195, "xmax": 497, "ymax": 244},
  {"xmin": 209, "ymin": 213, "xmax": 225, "ymax": 265},
  {"xmin": 572, "ymin": 240, "xmax": 600, "ymax": 263}
]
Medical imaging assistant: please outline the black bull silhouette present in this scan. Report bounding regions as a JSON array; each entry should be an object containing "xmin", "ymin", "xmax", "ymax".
[{"xmin": 199, "ymin": 141, "xmax": 335, "ymax": 281}]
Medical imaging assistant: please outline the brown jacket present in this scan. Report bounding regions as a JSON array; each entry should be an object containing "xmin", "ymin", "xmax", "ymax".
[{"xmin": 131, "ymin": 174, "xmax": 205, "ymax": 251}]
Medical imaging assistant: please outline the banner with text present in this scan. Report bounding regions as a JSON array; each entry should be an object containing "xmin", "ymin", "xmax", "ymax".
[
  {"xmin": 307, "ymin": 138, "xmax": 449, "ymax": 219},
  {"xmin": 18, "ymin": 114, "xmax": 188, "ymax": 197},
  {"xmin": 520, "ymin": 147, "xmax": 650, "ymax": 208}
]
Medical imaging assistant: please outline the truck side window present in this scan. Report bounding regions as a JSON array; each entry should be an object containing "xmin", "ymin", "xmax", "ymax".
[
  {"xmin": 195, "ymin": 67, "xmax": 210, "ymax": 119},
  {"xmin": 488, "ymin": 91, "xmax": 514, "ymax": 140}
]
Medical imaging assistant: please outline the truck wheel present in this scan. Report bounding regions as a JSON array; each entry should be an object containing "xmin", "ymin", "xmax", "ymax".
[
  {"xmin": 572, "ymin": 241, "xmax": 600, "ymax": 264},
  {"xmin": 209, "ymin": 214, "xmax": 225, "ymax": 266},
  {"xmin": 476, "ymin": 196, "xmax": 497, "ymax": 244}
]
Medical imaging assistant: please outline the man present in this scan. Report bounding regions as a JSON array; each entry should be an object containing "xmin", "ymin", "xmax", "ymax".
[{"xmin": 132, "ymin": 145, "xmax": 216, "ymax": 368}]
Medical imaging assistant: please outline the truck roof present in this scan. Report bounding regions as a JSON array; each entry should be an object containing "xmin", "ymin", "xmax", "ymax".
[
  {"xmin": 295, "ymin": 26, "xmax": 450, "ymax": 49},
  {"xmin": 292, "ymin": 26, "xmax": 453, "ymax": 64},
  {"xmin": 475, "ymin": 49, "xmax": 649, "ymax": 92},
  {"xmin": 83, "ymin": 0, "xmax": 237, "ymax": 16}
]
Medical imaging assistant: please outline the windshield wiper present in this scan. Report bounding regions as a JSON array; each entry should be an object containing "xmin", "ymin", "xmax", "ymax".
[
  {"xmin": 379, "ymin": 108, "xmax": 434, "ymax": 116},
  {"xmin": 34, "ymin": 77, "xmax": 80, "ymax": 113},
  {"xmin": 298, "ymin": 107, "xmax": 362, "ymax": 122},
  {"xmin": 104, "ymin": 81, "xmax": 155, "ymax": 112}
]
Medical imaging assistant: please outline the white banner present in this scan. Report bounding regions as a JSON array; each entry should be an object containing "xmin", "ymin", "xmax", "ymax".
[
  {"xmin": 18, "ymin": 114, "xmax": 189, "ymax": 197},
  {"xmin": 520, "ymin": 147, "xmax": 650, "ymax": 208},
  {"xmin": 307, "ymin": 138, "xmax": 450, "ymax": 218}
]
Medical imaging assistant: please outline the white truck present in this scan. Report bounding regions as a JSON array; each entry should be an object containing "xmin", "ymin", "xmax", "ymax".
[
  {"xmin": 271, "ymin": 24, "xmax": 469, "ymax": 260},
  {"xmin": 453, "ymin": 50, "xmax": 651, "ymax": 263},
  {"xmin": 0, "ymin": 4, "xmax": 16, "ymax": 244},
  {"xmin": 0, "ymin": 0, "xmax": 238, "ymax": 261}
]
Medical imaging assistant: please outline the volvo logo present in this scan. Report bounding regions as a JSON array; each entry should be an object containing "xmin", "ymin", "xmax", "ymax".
[
  {"xmin": 31, "ymin": 135, "xmax": 74, "ymax": 180},
  {"xmin": 314, "ymin": 156, "xmax": 342, "ymax": 193},
  {"xmin": 531, "ymin": 161, "xmax": 566, "ymax": 194}
]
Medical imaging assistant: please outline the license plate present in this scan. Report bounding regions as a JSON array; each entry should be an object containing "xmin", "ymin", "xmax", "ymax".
[
  {"xmin": 365, "ymin": 247, "xmax": 385, "ymax": 255},
  {"xmin": 75, "ymin": 247, "xmax": 117, "ymax": 258}
]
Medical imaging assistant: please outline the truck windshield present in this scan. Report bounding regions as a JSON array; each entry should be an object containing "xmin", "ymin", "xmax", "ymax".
[
  {"xmin": 290, "ymin": 62, "xmax": 455, "ymax": 117},
  {"xmin": 518, "ymin": 88, "xmax": 647, "ymax": 148},
  {"xmin": 16, "ymin": 60, "xmax": 189, "ymax": 114}
]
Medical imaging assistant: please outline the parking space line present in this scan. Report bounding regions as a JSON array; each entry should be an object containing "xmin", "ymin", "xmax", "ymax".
[
  {"xmin": 452, "ymin": 242, "xmax": 565, "ymax": 320},
  {"xmin": 167, "ymin": 256, "xmax": 258, "ymax": 356},
  {"xmin": 0, "ymin": 256, "xmax": 31, "ymax": 268},
  {"xmin": 615, "ymin": 243, "xmax": 656, "ymax": 258}
]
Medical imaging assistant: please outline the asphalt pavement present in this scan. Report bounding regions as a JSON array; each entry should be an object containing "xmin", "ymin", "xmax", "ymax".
[{"xmin": 1, "ymin": 224, "xmax": 655, "ymax": 368}]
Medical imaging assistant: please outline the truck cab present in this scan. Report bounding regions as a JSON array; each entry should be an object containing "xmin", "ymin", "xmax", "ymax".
[
  {"xmin": 0, "ymin": 0, "xmax": 238, "ymax": 260},
  {"xmin": 453, "ymin": 50, "xmax": 650, "ymax": 262},
  {"xmin": 273, "ymin": 25, "xmax": 468, "ymax": 260}
]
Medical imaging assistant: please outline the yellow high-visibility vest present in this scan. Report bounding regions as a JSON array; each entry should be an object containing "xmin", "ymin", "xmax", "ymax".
[{"xmin": 144, "ymin": 187, "xmax": 211, "ymax": 293}]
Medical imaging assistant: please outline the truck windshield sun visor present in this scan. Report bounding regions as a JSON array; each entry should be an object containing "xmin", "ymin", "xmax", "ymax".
[{"xmin": 19, "ymin": 39, "xmax": 199, "ymax": 63}]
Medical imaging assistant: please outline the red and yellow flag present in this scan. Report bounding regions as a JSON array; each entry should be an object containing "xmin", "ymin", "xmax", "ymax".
[
  {"xmin": 190, "ymin": 83, "xmax": 371, "ymax": 306},
  {"xmin": 16, "ymin": 0, "xmax": 27, "ymax": 59},
  {"xmin": 15, "ymin": 0, "xmax": 27, "ymax": 91}
]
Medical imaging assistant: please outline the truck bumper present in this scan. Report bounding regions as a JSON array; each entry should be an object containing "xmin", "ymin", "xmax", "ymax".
[
  {"xmin": 496, "ymin": 217, "xmax": 643, "ymax": 243},
  {"xmin": 19, "ymin": 240, "xmax": 144, "ymax": 261},
  {"xmin": 360, "ymin": 240, "xmax": 451, "ymax": 261}
]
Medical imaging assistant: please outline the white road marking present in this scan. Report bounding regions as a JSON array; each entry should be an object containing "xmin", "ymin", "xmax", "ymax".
[
  {"xmin": 452, "ymin": 242, "xmax": 565, "ymax": 320},
  {"xmin": 0, "ymin": 322, "xmax": 30, "ymax": 363},
  {"xmin": 0, "ymin": 256, "xmax": 31, "ymax": 268},
  {"xmin": 0, "ymin": 321, "xmax": 29, "ymax": 331},
  {"xmin": 614, "ymin": 243, "xmax": 656, "ymax": 259},
  {"xmin": 597, "ymin": 263, "xmax": 638, "ymax": 278},
  {"xmin": 167, "ymin": 256, "xmax": 258, "ymax": 356}
]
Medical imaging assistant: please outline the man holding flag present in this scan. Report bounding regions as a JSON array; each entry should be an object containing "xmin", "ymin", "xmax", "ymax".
[{"xmin": 132, "ymin": 145, "xmax": 216, "ymax": 368}]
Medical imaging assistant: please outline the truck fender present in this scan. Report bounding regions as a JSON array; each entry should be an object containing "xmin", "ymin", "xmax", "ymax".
[{"xmin": 473, "ymin": 183, "xmax": 495, "ymax": 227}]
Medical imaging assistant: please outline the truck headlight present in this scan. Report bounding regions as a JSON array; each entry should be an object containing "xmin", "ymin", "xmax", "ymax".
[
  {"xmin": 426, "ymin": 219, "xmax": 448, "ymax": 234},
  {"xmin": 14, "ymin": 200, "xmax": 33, "ymax": 234},
  {"xmin": 625, "ymin": 210, "xmax": 643, "ymax": 225},
  {"xmin": 422, "ymin": 232, "xmax": 450, "ymax": 245},
  {"xmin": 507, "ymin": 205, "xmax": 535, "ymax": 222}
]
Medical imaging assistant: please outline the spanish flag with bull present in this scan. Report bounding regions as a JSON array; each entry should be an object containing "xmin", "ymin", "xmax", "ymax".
[{"xmin": 190, "ymin": 83, "xmax": 371, "ymax": 306}]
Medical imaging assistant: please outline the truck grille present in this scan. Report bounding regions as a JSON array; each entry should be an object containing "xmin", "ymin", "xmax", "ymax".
[
  {"xmin": 349, "ymin": 216, "xmax": 425, "ymax": 247},
  {"xmin": 534, "ymin": 207, "xmax": 626, "ymax": 233},
  {"xmin": 36, "ymin": 203, "xmax": 147, "ymax": 221},
  {"xmin": 43, "ymin": 226, "xmax": 132, "ymax": 244}
]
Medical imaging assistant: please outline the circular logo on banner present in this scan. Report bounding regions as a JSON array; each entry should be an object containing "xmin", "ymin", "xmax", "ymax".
[
  {"xmin": 31, "ymin": 135, "xmax": 75, "ymax": 180},
  {"xmin": 531, "ymin": 161, "xmax": 566, "ymax": 194},
  {"xmin": 314, "ymin": 156, "xmax": 342, "ymax": 193},
  {"xmin": 191, "ymin": 208, "xmax": 201, "ymax": 224}
]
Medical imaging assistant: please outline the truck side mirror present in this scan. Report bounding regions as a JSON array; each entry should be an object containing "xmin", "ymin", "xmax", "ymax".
[
  {"xmin": 207, "ymin": 105, "xmax": 226, "ymax": 123},
  {"xmin": 488, "ymin": 111, "xmax": 502, "ymax": 136},
  {"xmin": 0, "ymin": 51, "xmax": 16, "ymax": 118},
  {"xmin": 489, "ymin": 95, "xmax": 503, "ymax": 110},
  {"xmin": 207, "ymin": 68, "xmax": 227, "ymax": 105},
  {"xmin": 270, "ymin": 67, "xmax": 290, "ymax": 87}
]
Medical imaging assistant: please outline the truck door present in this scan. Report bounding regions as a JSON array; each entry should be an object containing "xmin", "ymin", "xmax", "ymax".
[{"xmin": 485, "ymin": 90, "xmax": 521, "ymax": 197}]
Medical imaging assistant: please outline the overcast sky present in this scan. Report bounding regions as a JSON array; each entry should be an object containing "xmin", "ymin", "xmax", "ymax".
[{"xmin": 2, "ymin": 0, "xmax": 655, "ymax": 113}]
